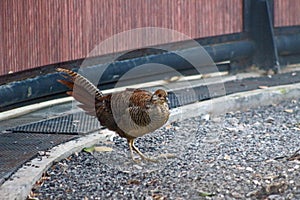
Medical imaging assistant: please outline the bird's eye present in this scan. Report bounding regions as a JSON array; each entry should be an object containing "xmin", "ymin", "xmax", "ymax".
[{"xmin": 158, "ymin": 94, "xmax": 162, "ymax": 97}]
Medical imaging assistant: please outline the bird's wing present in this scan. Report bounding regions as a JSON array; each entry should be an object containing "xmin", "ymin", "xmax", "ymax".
[{"xmin": 127, "ymin": 89, "xmax": 152, "ymax": 126}]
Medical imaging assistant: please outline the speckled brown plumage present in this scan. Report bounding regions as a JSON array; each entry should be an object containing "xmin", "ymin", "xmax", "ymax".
[{"xmin": 57, "ymin": 68, "xmax": 170, "ymax": 161}]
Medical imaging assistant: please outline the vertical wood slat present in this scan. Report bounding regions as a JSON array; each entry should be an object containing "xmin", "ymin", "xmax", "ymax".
[
  {"xmin": 274, "ymin": 0, "xmax": 300, "ymax": 27},
  {"xmin": 0, "ymin": 0, "xmax": 243, "ymax": 76}
]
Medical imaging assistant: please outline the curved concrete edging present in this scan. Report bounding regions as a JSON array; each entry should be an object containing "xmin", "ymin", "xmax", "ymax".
[
  {"xmin": 0, "ymin": 130, "xmax": 115, "ymax": 200},
  {"xmin": 0, "ymin": 97, "xmax": 73, "ymax": 121},
  {"xmin": 169, "ymin": 82, "xmax": 300, "ymax": 122},
  {"xmin": 0, "ymin": 82, "xmax": 300, "ymax": 200}
]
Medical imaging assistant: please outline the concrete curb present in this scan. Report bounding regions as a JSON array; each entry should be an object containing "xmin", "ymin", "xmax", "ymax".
[
  {"xmin": 0, "ymin": 97, "xmax": 73, "ymax": 121},
  {"xmin": 0, "ymin": 82, "xmax": 300, "ymax": 200},
  {"xmin": 169, "ymin": 82, "xmax": 300, "ymax": 122}
]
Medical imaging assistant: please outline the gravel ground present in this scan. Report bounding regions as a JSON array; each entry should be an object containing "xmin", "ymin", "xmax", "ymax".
[{"xmin": 32, "ymin": 98, "xmax": 300, "ymax": 200}]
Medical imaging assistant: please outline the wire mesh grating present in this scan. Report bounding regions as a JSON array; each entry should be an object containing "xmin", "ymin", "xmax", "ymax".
[
  {"xmin": 0, "ymin": 132, "xmax": 76, "ymax": 185},
  {"xmin": 8, "ymin": 112, "xmax": 102, "ymax": 135}
]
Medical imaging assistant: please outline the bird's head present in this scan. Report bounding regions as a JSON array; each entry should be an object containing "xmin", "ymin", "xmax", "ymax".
[{"xmin": 151, "ymin": 89, "xmax": 168, "ymax": 104}]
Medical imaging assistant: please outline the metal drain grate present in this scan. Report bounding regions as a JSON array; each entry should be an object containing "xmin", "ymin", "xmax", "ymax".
[
  {"xmin": 0, "ymin": 132, "xmax": 76, "ymax": 185},
  {"xmin": 8, "ymin": 112, "xmax": 102, "ymax": 135}
]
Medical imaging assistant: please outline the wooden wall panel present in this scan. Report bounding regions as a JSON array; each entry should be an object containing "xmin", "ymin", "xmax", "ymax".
[
  {"xmin": 0, "ymin": 0, "xmax": 243, "ymax": 76},
  {"xmin": 274, "ymin": 0, "xmax": 300, "ymax": 27}
]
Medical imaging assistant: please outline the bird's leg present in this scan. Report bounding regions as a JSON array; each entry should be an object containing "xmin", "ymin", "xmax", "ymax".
[
  {"xmin": 128, "ymin": 139, "xmax": 135, "ymax": 161},
  {"xmin": 127, "ymin": 139, "xmax": 158, "ymax": 162}
]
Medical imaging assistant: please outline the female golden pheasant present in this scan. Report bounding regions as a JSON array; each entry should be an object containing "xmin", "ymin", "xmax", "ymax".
[{"xmin": 56, "ymin": 68, "xmax": 170, "ymax": 161}]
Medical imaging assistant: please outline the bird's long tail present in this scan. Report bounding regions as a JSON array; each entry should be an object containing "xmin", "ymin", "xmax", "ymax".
[{"xmin": 56, "ymin": 68, "xmax": 102, "ymax": 116}]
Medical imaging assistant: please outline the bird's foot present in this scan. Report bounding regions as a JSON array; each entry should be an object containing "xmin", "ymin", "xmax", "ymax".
[
  {"xmin": 141, "ymin": 156, "xmax": 159, "ymax": 163},
  {"xmin": 131, "ymin": 154, "xmax": 159, "ymax": 163},
  {"xmin": 157, "ymin": 153, "xmax": 177, "ymax": 159},
  {"xmin": 128, "ymin": 139, "xmax": 159, "ymax": 163}
]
